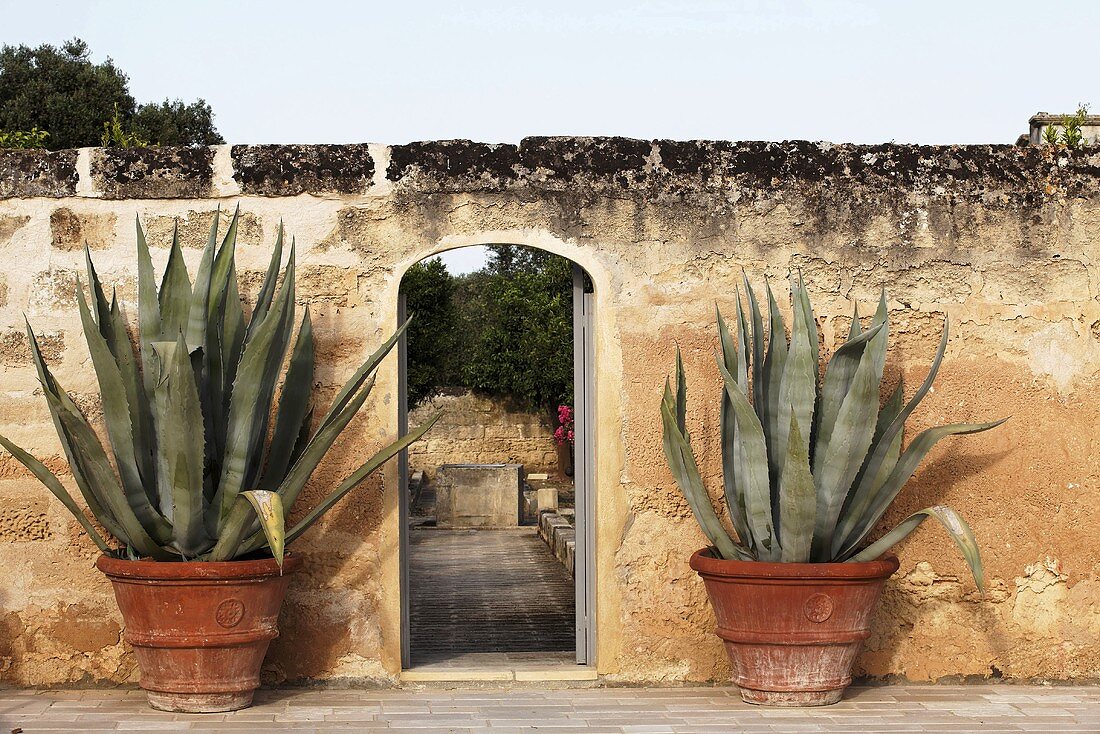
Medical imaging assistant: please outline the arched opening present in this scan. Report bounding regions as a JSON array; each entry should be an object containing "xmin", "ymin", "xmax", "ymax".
[{"xmin": 395, "ymin": 244, "xmax": 596, "ymax": 674}]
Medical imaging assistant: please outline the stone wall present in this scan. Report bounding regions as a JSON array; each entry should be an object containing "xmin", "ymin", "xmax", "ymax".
[
  {"xmin": 407, "ymin": 391, "xmax": 558, "ymax": 477},
  {"xmin": 0, "ymin": 140, "xmax": 1099, "ymax": 686}
]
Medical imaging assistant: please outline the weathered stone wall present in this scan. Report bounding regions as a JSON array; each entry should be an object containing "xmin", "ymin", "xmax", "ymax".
[
  {"xmin": 407, "ymin": 391, "xmax": 558, "ymax": 477},
  {"xmin": 1, "ymin": 140, "xmax": 1099, "ymax": 686}
]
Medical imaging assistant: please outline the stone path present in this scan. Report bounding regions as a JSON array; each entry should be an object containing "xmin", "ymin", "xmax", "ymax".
[
  {"xmin": 408, "ymin": 528, "xmax": 575, "ymax": 664},
  {"xmin": 3, "ymin": 685, "xmax": 1097, "ymax": 732}
]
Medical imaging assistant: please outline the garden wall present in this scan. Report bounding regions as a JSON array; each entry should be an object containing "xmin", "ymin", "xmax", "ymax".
[
  {"xmin": 0, "ymin": 139, "xmax": 1098, "ymax": 685},
  {"xmin": 407, "ymin": 390, "xmax": 558, "ymax": 478}
]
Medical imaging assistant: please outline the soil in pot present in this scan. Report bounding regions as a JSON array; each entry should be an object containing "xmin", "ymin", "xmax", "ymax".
[
  {"xmin": 690, "ymin": 548, "xmax": 899, "ymax": 706},
  {"xmin": 97, "ymin": 554, "xmax": 302, "ymax": 713}
]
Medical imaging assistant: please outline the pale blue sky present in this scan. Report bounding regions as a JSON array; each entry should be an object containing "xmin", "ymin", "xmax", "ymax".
[{"xmin": 3, "ymin": 0, "xmax": 1095, "ymax": 273}]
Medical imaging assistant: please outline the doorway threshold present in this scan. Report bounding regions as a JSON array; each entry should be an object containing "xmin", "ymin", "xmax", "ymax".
[{"xmin": 401, "ymin": 651, "xmax": 597, "ymax": 682}]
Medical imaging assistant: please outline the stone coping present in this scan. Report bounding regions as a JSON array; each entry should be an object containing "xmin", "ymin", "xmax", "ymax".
[{"xmin": 2, "ymin": 139, "xmax": 1098, "ymax": 201}]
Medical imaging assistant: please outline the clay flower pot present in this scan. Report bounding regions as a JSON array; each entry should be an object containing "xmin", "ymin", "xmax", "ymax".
[
  {"xmin": 96, "ymin": 554, "xmax": 302, "ymax": 713},
  {"xmin": 689, "ymin": 548, "xmax": 899, "ymax": 706}
]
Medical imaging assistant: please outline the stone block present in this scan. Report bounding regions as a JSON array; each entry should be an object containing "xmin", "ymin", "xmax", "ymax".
[
  {"xmin": 0, "ymin": 149, "xmax": 78, "ymax": 198},
  {"xmin": 142, "ymin": 208, "xmax": 263, "ymax": 249},
  {"xmin": 537, "ymin": 486, "xmax": 559, "ymax": 512},
  {"xmin": 91, "ymin": 146, "xmax": 213, "ymax": 199},
  {"xmin": 0, "ymin": 215, "xmax": 29, "ymax": 247},
  {"xmin": 434, "ymin": 463, "xmax": 521, "ymax": 528},
  {"xmin": 0, "ymin": 329, "xmax": 64, "ymax": 367},
  {"xmin": 232, "ymin": 144, "xmax": 374, "ymax": 195},
  {"xmin": 50, "ymin": 207, "xmax": 116, "ymax": 251}
]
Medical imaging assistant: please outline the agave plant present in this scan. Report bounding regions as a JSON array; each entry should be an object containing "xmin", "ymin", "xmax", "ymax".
[
  {"xmin": 0, "ymin": 209, "xmax": 437, "ymax": 568},
  {"xmin": 661, "ymin": 274, "xmax": 1005, "ymax": 587}
]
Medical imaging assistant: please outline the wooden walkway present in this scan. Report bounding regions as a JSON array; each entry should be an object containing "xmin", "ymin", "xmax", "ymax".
[{"xmin": 408, "ymin": 527, "xmax": 575, "ymax": 665}]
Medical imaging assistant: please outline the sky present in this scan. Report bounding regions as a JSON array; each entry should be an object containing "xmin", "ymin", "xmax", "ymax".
[{"xmin": 3, "ymin": 0, "xmax": 1096, "ymax": 272}]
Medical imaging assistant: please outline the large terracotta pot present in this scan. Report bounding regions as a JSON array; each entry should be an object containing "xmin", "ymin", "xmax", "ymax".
[
  {"xmin": 96, "ymin": 554, "xmax": 302, "ymax": 713},
  {"xmin": 689, "ymin": 548, "xmax": 899, "ymax": 707}
]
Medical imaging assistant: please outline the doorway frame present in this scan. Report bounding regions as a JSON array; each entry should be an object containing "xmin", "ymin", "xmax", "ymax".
[{"xmin": 396, "ymin": 249, "xmax": 597, "ymax": 671}]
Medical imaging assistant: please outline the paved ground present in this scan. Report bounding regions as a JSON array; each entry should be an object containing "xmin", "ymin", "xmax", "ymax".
[
  {"xmin": 408, "ymin": 528, "xmax": 575, "ymax": 664},
  {"xmin": 2, "ymin": 684, "xmax": 1097, "ymax": 732}
]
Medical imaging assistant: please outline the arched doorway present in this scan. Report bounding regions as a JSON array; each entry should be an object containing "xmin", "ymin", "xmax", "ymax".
[{"xmin": 395, "ymin": 245, "xmax": 596, "ymax": 673}]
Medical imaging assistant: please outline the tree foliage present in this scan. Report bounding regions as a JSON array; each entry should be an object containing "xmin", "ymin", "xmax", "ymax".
[
  {"xmin": 0, "ymin": 38, "xmax": 223, "ymax": 149},
  {"xmin": 401, "ymin": 257, "xmax": 458, "ymax": 407},
  {"xmin": 132, "ymin": 98, "xmax": 224, "ymax": 147},
  {"xmin": 402, "ymin": 245, "xmax": 574, "ymax": 414},
  {"xmin": 459, "ymin": 246, "xmax": 573, "ymax": 413}
]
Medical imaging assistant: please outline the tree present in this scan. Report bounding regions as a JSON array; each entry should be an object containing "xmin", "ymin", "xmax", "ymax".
[
  {"xmin": 400, "ymin": 245, "xmax": 574, "ymax": 417},
  {"xmin": 0, "ymin": 38, "xmax": 223, "ymax": 149},
  {"xmin": 401, "ymin": 257, "xmax": 458, "ymax": 407},
  {"xmin": 132, "ymin": 99, "xmax": 224, "ymax": 146},
  {"xmin": 458, "ymin": 246, "xmax": 573, "ymax": 414}
]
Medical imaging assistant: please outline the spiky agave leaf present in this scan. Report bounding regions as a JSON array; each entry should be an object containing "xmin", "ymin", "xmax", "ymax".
[{"xmin": 849, "ymin": 505, "xmax": 985, "ymax": 590}]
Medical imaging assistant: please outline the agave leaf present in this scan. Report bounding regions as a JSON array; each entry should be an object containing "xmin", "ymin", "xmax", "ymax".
[
  {"xmin": 158, "ymin": 222, "xmax": 193, "ymax": 341},
  {"xmin": 835, "ymin": 418, "xmax": 1008, "ymax": 560},
  {"xmin": 716, "ymin": 361, "xmax": 776, "ymax": 559},
  {"xmin": 84, "ymin": 246, "xmax": 111, "ymax": 331},
  {"xmin": 76, "ymin": 284, "xmax": 171, "ymax": 542},
  {"xmin": 832, "ymin": 319, "xmax": 952, "ymax": 551},
  {"xmin": 283, "ymin": 414, "xmax": 442, "ymax": 545},
  {"xmin": 288, "ymin": 406, "xmax": 314, "ymax": 468},
  {"xmin": 105, "ymin": 294, "xmax": 157, "ymax": 495},
  {"xmin": 778, "ymin": 413, "xmax": 815, "ymax": 563},
  {"xmin": 260, "ymin": 308, "xmax": 314, "ymax": 489},
  {"xmin": 776, "ymin": 279, "xmax": 816, "ymax": 495},
  {"xmin": 814, "ymin": 319, "xmax": 886, "ymax": 477},
  {"xmin": 242, "ymin": 264, "xmax": 296, "ymax": 492},
  {"xmin": 208, "ymin": 490, "xmax": 285, "ymax": 567},
  {"xmin": 206, "ymin": 208, "xmax": 242, "ymax": 403},
  {"xmin": 847, "ymin": 302, "xmax": 862, "ymax": 339},
  {"xmin": 213, "ymin": 250, "xmax": 295, "ymax": 529},
  {"xmin": 185, "ymin": 207, "xmax": 220, "ymax": 351},
  {"xmin": 660, "ymin": 385, "xmax": 748, "ymax": 561},
  {"xmin": 733, "ymin": 289, "xmax": 750, "ymax": 390},
  {"xmin": 274, "ymin": 375, "xmax": 375, "ymax": 510},
  {"xmin": 742, "ymin": 272, "xmax": 766, "ymax": 418},
  {"xmin": 246, "ymin": 221, "xmax": 285, "ymax": 342},
  {"xmin": 760, "ymin": 280, "xmax": 788, "ymax": 493},
  {"xmin": 220, "ymin": 273, "xmax": 246, "ymax": 407},
  {"xmin": 848, "ymin": 505, "xmax": 985, "ymax": 590},
  {"xmin": 153, "ymin": 335, "xmax": 210, "ymax": 556},
  {"xmin": 0, "ymin": 434, "xmax": 113, "ymax": 553},
  {"xmin": 674, "ymin": 348, "xmax": 687, "ymax": 431},
  {"xmin": 795, "ymin": 272, "xmax": 820, "ymax": 384},
  {"xmin": 41, "ymin": 388, "xmax": 172, "ymax": 559},
  {"xmin": 235, "ymin": 380, "xmax": 376, "ymax": 553},
  {"xmin": 209, "ymin": 207, "xmax": 240, "ymax": 308},
  {"xmin": 134, "ymin": 218, "xmax": 162, "ymax": 401},
  {"xmin": 863, "ymin": 380, "xmax": 906, "ymax": 497},
  {"xmin": 714, "ymin": 321, "xmax": 752, "ymax": 550},
  {"xmin": 25, "ymin": 321, "xmax": 125, "ymax": 540},
  {"xmin": 810, "ymin": 317, "xmax": 888, "ymax": 561},
  {"xmin": 315, "ymin": 318, "xmax": 411, "ymax": 435}
]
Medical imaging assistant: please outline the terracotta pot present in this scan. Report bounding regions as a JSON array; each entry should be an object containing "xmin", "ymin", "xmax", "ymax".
[
  {"xmin": 689, "ymin": 548, "xmax": 899, "ymax": 707},
  {"xmin": 96, "ymin": 554, "xmax": 302, "ymax": 713}
]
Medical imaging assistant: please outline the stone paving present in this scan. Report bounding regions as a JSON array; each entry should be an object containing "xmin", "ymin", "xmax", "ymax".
[
  {"xmin": 408, "ymin": 528, "xmax": 575, "ymax": 663},
  {"xmin": 1, "ymin": 684, "xmax": 1097, "ymax": 732}
]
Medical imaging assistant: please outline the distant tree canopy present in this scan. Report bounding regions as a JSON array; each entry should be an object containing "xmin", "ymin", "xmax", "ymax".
[
  {"xmin": 0, "ymin": 38, "xmax": 223, "ymax": 149},
  {"xmin": 402, "ymin": 245, "xmax": 574, "ymax": 415},
  {"xmin": 401, "ymin": 257, "xmax": 458, "ymax": 407}
]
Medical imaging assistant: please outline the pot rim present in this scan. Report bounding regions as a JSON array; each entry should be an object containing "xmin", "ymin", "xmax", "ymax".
[
  {"xmin": 689, "ymin": 547, "xmax": 899, "ymax": 580},
  {"xmin": 96, "ymin": 553, "xmax": 302, "ymax": 581}
]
